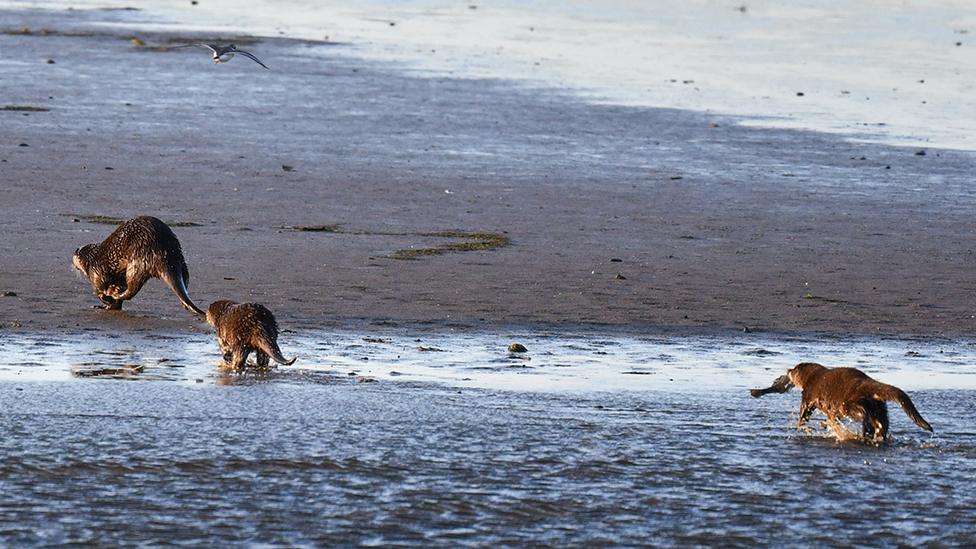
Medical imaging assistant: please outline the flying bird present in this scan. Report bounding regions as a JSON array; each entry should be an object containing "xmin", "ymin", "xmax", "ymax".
[{"xmin": 171, "ymin": 43, "xmax": 269, "ymax": 69}]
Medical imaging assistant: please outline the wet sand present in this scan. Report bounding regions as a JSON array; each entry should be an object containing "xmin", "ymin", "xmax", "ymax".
[{"xmin": 2, "ymin": 6, "xmax": 976, "ymax": 338}]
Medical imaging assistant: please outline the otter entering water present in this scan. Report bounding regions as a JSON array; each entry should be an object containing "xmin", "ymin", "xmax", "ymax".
[
  {"xmin": 751, "ymin": 362, "xmax": 933, "ymax": 443},
  {"xmin": 72, "ymin": 216, "xmax": 205, "ymax": 316},
  {"xmin": 206, "ymin": 300, "xmax": 296, "ymax": 369}
]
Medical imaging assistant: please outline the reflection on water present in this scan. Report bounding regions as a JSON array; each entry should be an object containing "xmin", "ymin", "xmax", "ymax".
[
  {"xmin": 0, "ymin": 327, "xmax": 974, "ymax": 545},
  {"xmin": 2, "ymin": 328, "xmax": 976, "ymax": 392}
]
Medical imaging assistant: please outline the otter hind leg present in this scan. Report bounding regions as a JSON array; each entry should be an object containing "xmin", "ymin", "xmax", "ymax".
[
  {"xmin": 112, "ymin": 267, "xmax": 149, "ymax": 302},
  {"xmin": 859, "ymin": 399, "xmax": 890, "ymax": 444},
  {"xmin": 255, "ymin": 351, "xmax": 270, "ymax": 368},
  {"xmin": 226, "ymin": 346, "xmax": 250, "ymax": 369},
  {"xmin": 862, "ymin": 413, "xmax": 877, "ymax": 442}
]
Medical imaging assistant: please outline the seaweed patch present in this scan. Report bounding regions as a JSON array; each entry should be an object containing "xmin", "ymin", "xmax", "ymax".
[
  {"xmin": 280, "ymin": 224, "xmax": 510, "ymax": 260},
  {"xmin": 2, "ymin": 105, "xmax": 50, "ymax": 112}
]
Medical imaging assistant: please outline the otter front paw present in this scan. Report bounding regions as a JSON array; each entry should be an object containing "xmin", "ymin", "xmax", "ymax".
[
  {"xmin": 97, "ymin": 294, "xmax": 123, "ymax": 310},
  {"xmin": 106, "ymin": 285, "xmax": 127, "ymax": 299}
]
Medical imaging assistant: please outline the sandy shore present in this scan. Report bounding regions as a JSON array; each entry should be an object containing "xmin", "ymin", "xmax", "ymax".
[{"xmin": 2, "ymin": 7, "xmax": 976, "ymax": 338}]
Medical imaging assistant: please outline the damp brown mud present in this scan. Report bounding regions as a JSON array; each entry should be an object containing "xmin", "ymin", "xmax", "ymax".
[{"xmin": 3, "ymin": 6, "xmax": 976, "ymax": 336}]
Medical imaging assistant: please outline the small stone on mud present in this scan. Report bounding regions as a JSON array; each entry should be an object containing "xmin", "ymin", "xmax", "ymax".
[
  {"xmin": 281, "ymin": 164, "xmax": 294, "ymax": 172},
  {"xmin": 357, "ymin": 376, "xmax": 377, "ymax": 383},
  {"xmin": 915, "ymin": 150, "xmax": 926, "ymax": 156},
  {"xmin": 615, "ymin": 273, "xmax": 626, "ymax": 280},
  {"xmin": 796, "ymin": 91, "xmax": 804, "ymax": 96},
  {"xmin": 2, "ymin": 291, "xmax": 17, "ymax": 297},
  {"xmin": 46, "ymin": 59, "xmax": 55, "ymax": 64},
  {"xmin": 18, "ymin": 143, "xmax": 28, "ymax": 147},
  {"xmin": 508, "ymin": 343, "xmax": 528, "ymax": 353},
  {"xmin": 131, "ymin": 37, "xmax": 145, "ymax": 46},
  {"xmin": 610, "ymin": 258, "xmax": 622, "ymax": 262}
]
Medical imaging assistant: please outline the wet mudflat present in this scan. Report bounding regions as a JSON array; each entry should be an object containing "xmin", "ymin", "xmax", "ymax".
[{"xmin": 1, "ymin": 328, "xmax": 975, "ymax": 546}]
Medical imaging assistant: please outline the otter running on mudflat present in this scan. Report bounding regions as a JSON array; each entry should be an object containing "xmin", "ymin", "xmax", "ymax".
[{"xmin": 72, "ymin": 215, "xmax": 206, "ymax": 316}]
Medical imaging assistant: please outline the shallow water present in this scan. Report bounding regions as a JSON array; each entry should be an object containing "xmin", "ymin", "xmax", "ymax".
[
  {"xmin": 6, "ymin": 0, "xmax": 974, "ymax": 150},
  {"xmin": 1, "ymin": 328, "xmax": 975, "ymax": 545}
]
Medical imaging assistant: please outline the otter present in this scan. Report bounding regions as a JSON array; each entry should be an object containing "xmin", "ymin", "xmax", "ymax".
[
  {"xmin": 751, "ymin": 362, "xmax": 933, "ymax": 443},
  {"xmin": 206, "ymin": 300, "xmax": 296, "ymax": 369},
  {"xmin": 72, "ymin": 216, "xmax": 205, "ymax": 316}
]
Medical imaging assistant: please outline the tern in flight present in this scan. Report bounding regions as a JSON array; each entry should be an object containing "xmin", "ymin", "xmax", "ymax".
[{"xmin": 172, "ymin": 43, "xmax": 269, "ymax": 69}]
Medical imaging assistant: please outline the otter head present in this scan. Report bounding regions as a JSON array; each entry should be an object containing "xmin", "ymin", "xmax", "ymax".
[
  {"xmin": 206, "ymin": 300, "xmax": 236, "ymax": 328},
  {"xmin": 72, "ymin": 244, "xmax": 106, "ymax": 291},
  {"xmin": 72, "ymin": 244, "xmax": 93, "ymax": 273},
  {"xmin": 786, "ymin": 362, "xmax": 827, "ymax": 390}
]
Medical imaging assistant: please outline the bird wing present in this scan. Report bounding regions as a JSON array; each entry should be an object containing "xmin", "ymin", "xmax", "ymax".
[
  {"xmin": 233, "ymin": 49, "xmax": 270, "ymax": 70},
  {"xmin": 169, "ymin": 43, "xmax": 219, "ymax": 55}
]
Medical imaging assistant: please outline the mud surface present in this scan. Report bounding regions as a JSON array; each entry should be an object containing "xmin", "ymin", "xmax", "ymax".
[{"xmin": 1, "ymin": 7, "xmax": 976, "ymax": 337}]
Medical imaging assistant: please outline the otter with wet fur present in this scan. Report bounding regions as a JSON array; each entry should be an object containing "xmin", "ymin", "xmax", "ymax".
[
  {"xmin": 207, "ymin": 300, "xmax": 296, "ymax": 369},
  {"xmin": 72, "ymin": 216, "xmax": 205, "ymax": 315},
  {"xmin": 751, "ymin": 362, "xmax": 933, "ymax": 443}
]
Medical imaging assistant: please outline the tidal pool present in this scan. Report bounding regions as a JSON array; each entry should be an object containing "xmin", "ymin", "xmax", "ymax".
[{"xmin": 0, "ymin": 327, "xmax": 974, "ymax": 545}]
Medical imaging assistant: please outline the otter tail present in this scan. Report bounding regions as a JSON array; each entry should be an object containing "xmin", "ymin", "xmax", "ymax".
[
  {"xmin": 161, "ymin": 264, "xmax": 206, "ymax": 318},
  {"xmin": 878, "ymin": 385, "xmax": 933, "ymax": 432},
  {"xmin": 257, "ymin": 336, "xmax": 296, "ymax": 366}
]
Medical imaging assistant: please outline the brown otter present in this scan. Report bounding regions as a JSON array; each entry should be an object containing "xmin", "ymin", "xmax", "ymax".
[
  {"xmin": 206, "ymin": 300, "xmax": 296, "ymax": 369},
  {"xmin": 72, "ymin": 216, "xmax": 205, "ymax": 316},
  {"xmin": 751, "ymin": 362, "xmax": 933, "ymax": 443}
]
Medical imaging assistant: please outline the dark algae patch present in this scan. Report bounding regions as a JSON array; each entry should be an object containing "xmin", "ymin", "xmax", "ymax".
[
  {"xmin": 72, "ymin": 214, "xmax": 125, "ymax": 225},
  {"xmin": 3, "ymin": 105, "xmax": 50, "ymax": 112},
  {"xmin": 393, "ymin": 231, "xmax": 510, "ymax": 260},
  {"xmin": 802, "ymin": 293, "xmax": 848, "ymax": 304},
  {"xmin": 66, "ymin": 214, "xmax": 202, "ymax": 227},
  {"xmin": 283, "ymin": 224, "xmax": 341, "ymax": 232},
  {"xmin": 282, "ymin": 224, "xmax": 510, "ymax": 259},
  {"xmin": 2, "ymin": 27, "xmax": 261, "ymax": 47}
]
